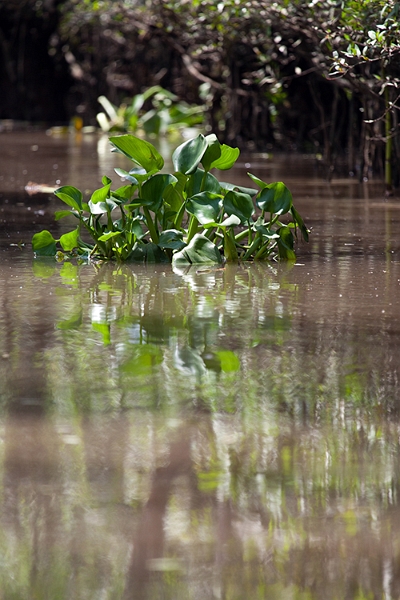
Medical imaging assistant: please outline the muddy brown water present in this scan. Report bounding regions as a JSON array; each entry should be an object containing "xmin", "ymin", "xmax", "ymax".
[{"xmin": 1, "ymin": 130, "xmax": 400, "ymax": 599}]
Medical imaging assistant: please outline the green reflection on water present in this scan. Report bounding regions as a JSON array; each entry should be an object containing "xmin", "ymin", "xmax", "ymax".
[{"xmin": 0, "ymin": 258, "xmax": 399, "ymax": 599}]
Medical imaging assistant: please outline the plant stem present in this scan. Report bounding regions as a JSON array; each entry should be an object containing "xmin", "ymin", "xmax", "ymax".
[{"xmin": 143, "ymin": 207, "xmax": 159, "ymax": 243}]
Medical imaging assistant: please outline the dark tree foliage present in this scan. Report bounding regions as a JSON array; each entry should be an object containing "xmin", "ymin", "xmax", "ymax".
[{"xmin": 1, "ymin": 0, "xmax": 400, "ymax": 182}]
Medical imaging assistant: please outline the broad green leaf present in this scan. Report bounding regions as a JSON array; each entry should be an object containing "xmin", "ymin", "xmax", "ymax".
[
  {"xmin": 54, "ymin": 186, "xmax": 83, "ymax": 211},
  {"xmin": 201, "ymin": 134, "xmax": 221, "ymax": 172},
  {"xmin": 186, "ymin": 168, "xmax": 221, "ymax": 196},
  {"xmin": 32, "ymin": 230, "xmax": 57, "ymax": 256},
  {"xmin": 141, "ymin": 173, "xmax": 177, "ymax": 212},
  {"xmin": 276, "ymin": 226, "xmax": 296, "ymax": 260},
  {"xmin": 90, "ymin": 182, "xmax": 111, "ymax": 204},
  {"xmin": 223, "ymin": 190, "xmax": 255, "ymax": 223},
  {"xmin": 186, "ymin": 192, "xmax": 222, "ymax": 225},
  {"xmin": 158, "ymin": 229, "xmax": 185, "ymax": 250},
  {"xmin": 172, "ymin": 134, "xmax": 208, "ymax": 174},
  {"xmin": 60, "ymin": 227, "xmax": 79, "ymax": 251},
  {"xmin": 112, "ymin": 184, "xmax": 136, "ymax": 201},
  {"xmin": 163, "ymin": 184, "xmax": 182, "ymax": 213},
  {"xmin": 109, "ymin": 134, "xmax": 164, "ymax": 172},
  {"xmin": 55, "ymin": 210, "xmax": 74, "ymax": 220},
  {"xmin": 209, "ymin": 144, "xmax": 240, "ymax": 170},
  {"xmin": 257, "ymin": 182, "xmax": 293, "ymax": 214},
  {"xmin": 172, "ymin": 233, "xmax": 222, "ymax": 265}
]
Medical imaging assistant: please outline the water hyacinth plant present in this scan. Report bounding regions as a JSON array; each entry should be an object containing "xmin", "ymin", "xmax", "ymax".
[{"xmin": 32, "ymin": 133, "xmax": 308, "ymax": 264}]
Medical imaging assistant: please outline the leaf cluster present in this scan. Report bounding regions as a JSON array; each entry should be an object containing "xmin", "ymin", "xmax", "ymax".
[{"xmin": 32, "ymin": 133, "xmax": 308, "ymax": 264}]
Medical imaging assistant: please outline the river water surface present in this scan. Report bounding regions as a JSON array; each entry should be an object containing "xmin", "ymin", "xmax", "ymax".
[{"xmin": 1, "ymin": 130, "xmax": 400, "ymax": 599}]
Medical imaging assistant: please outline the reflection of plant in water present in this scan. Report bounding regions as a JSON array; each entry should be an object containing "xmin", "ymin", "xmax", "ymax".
[{"xmin": 2, "ymin": 261, "xmax": 400, "ymax": 598}]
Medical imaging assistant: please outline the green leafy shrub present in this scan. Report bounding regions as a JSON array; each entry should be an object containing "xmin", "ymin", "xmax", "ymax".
[
  {"xmin": 96, "ymin": 86, "xmax": 204, "ymax": 135},
  {"xmin": 32, "ymin": 133, "xmax": 308, "ymax": 264}
]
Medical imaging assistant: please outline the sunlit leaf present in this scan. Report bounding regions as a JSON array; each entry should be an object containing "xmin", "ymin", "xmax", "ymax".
[
  {"xmin": 90, "ymin": 182, "xmax": 111, "ymax": 204},
  {"xmin": 186, "ymin": 192, "xmax": 222, "ymax": 225},
  {"xmin": 208, "ymin": 144, "xmax": 240, "ymax": 170},
  {"xmin": 223, "ymin": 190, "xmax": 255, "ymax": 223},
  {"xmin": 257, "ymin": 181, "xmax": 293, "ymax": 214},
  {"xmin": 60, "ymin": 227, "xmax": 79, "ymax": 251},
  {"xmin": 172, "ymin": 233, "xmax": 222, "ymax": 265},
  {"xmin": 172, "ymin": 134, "xmax": 208, "ymax": 174},
  {"xmin": 54, "ymin": 185, "xmax": 83, "ymax": 211},
  {"xmin": 201, "ymin": 134, "xmax": 221, "ymax": 172},
  {"xmin": 109, "ymin": 134, "xmax": 164, "ymax": 172},
  {"xmin": 32, "ymin": 230, "xmax": 57, "ymax": 256}
]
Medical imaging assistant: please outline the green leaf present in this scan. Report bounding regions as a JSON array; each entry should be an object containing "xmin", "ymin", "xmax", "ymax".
[
  {"xmin": 247, "ymin": 172, "xmax": 269, "ymax": 189},
  {"xmin": 158, "ymin": 229, "xmax": 185, "ymax": 250},
  {"xmin": 141, "ymin": 173, "xmax": 177, "ymax": 212},
  {"xmin": 223, "ymin": 190, "xmax": 255, "ymax": 223},
  {"xmin": 172, "ymin": 234, "xmax": 222, "ymax": 265},
  {"xmin": 257, "ymin": 182, "xmax": 293, "ymax": 214},
  {"xmin": 90, "ymin": 182, "xmax": 111, "ymax": 204},
  {"xmin": 59, "ymin": 227, "xmax": 79, "ymax": 251},
  {"xmin": 208, "ymin": 144, "xmax": 240, "ymax": 170},
  {"xmin": 186, "ymin": 192, "xmax": 222, "ymax": 225},
  {"xmin": 109, "ymin": 134, "xmax": 164, "ymax": 172},
  {"xmin": 54, "ymin": 186, "xmax": 83, "ymax": 211},
  {"xmin": 201, "ymin": 134, "xmax": 221, "ymax": 172},
  {"xmin": 291, "ymin": 205, "xmax": 309, "ymax": 242},
  {"xmin": 32, "ymin": 230, "xmax": 57, "ymax": 256},
  {"xmin": 98, "ymin": 231, "xmax": 121, "ymax": 242},
  {"xmin": 186, "ymin": 169, "xmax": 221, "ymax": 196},
  {"xmin": 276, "ymin": 226, "xmax": 296, "ymax": 260},
  {"xmin": 54, "ymin": 210, "xmax": 74, "ymax": 220},
  {"xmin": 172, "ymin": 134, "xmax": 208, "ymax": 175}
]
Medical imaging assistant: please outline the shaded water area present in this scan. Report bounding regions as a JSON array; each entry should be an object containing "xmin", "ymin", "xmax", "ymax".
[{"xmin": 2, "ymin": 131, "xmax": 400, "ymax": 599}]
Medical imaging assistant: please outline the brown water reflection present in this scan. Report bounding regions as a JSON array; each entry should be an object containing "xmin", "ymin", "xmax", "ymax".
[{"xmin": 2, "ymin": 131, "xmax": 400, "ymax": 598}]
